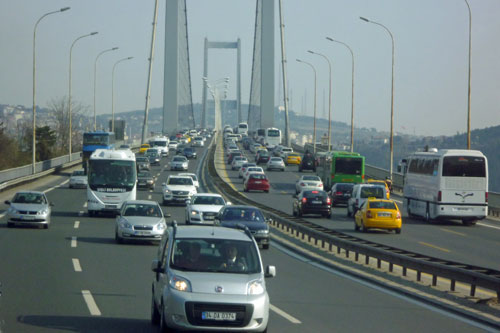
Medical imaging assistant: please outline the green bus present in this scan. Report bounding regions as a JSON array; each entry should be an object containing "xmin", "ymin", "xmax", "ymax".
[{"xmin": 316, "ymin": 151, "xmax": 365, "ymax": 190}]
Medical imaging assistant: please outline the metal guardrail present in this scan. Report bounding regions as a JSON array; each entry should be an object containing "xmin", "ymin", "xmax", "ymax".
[
  {"xmin": 291, "ymin": 143, "xmax": 500, "ymax": 217},
  {"xmin": 207, "ymin": 143, "xmax": 500, "ymax": 303}
]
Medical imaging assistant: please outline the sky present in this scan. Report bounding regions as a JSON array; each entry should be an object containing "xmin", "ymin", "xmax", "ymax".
[{"xmin": 1, "ymin": 0, "xmax": 499, "ymax": 136}]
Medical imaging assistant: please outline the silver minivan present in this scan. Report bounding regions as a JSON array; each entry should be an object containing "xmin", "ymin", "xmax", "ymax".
[{"xmin": 151, "ymin": 224, "xmax": 275, "ymax": 332}]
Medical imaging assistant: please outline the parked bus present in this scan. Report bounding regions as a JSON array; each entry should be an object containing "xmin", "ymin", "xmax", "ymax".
[
  {"xmin": 316, "ymin": 151, "xmax": 365, "ymax": 190},
  {"xmin": 263, "ymin": 128, "xmax": 281, "ymax": 149},
  {"xmin": 237, "ymin": 122, "xmax": 248, "ymax": 135},
  {"xmin": 87, "ymin": 149, "xmax": 137, "ymax": 216},
  {"xmin": 402, "ymin": 149, "xmax": 488, "ymax": 225},
  {"xmin": 82, "ymin": 132, "xmax": 115, "ymax": 173}
]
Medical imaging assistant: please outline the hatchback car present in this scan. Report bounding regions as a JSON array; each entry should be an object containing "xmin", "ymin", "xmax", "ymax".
[
  {"xmin": 266, "ymin": 157, "xmax": 285, "ymax": 171},
  {"xmin": 183, "ymin": 147, "xmax": 197, "ymax": 159},
  {"xmin": 69, "ymin": 169, "xmax": 87, "ymax": 188},
  {"xmin": 328, "ymin": 183, "xmax": 354, "ymax": 207},
  {"xmin": 185, "ymin": 193, "xmax": 228, "ymax": 224},
  {"xmin": 354, "ymin": 198, "xmax": 402, "ymax": 234},
  {"xmin": 292, "ymin": 190, "xmax": 331, "ymax": 218},
  {"xmin": 244, "ymin": 173, "xmax": 270, "ymax": 193},
  {"xmin": 5, "ymin": 191, "xmax": 53, "ymax": 229},
  {"xmin": 239, "ymin": 162, "xmax": 257, "ymax": 179},
  {"xmin": 255, "ymin": 150, "xmax": 270, "ymax": 164},
  {"xmin": 285, "ymin": 152, "xmax": 302, "ymax": 165},
  {"xmin": 151, "ymin": 224, "xmax": 275, "ymax": 332},
  {"xmin": 227, "ymin": 151, "xmax": 243, "ymax": 165},
  {"xmin": 366, "ymin": 179, "xmax": 391, "ymax": 199},
  {"xmin": 170, "ymin": 156, "xmax": 189, "ymax": 171},
  {"xmin": 243, "ymin": 167, "xmax": 265, "ymax": 183},
  {"xmin": 295, "ymin": 175, "xmax": 323, "ymax": 194},
  {"xmin": 216, "ymin": 205, "xmax": 271, "ymax": 249},
  {"xmin": 137, "ymin": 171, "xmax": 155, "ymax": 190},
  {"xmin": 115, "ymin": 200, "xmax": 168, "ymax": 243}
]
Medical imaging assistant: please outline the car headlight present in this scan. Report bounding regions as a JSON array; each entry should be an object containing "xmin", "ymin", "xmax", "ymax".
[
  {"xmin": 120, "ymin": 221, "xmax": 132, "ymax": 229},
  {"xmin": 38, "ymin": 209, "xmax": 49, "ymax": 215},
  {"xmin": 247, "ymin": 279, "xmax": 265, "ymax": 295},
  {"xmin": 156, "ymin": 222, "xmax": 166, "ymax": 230},
  {"xmin": 170, "ymin": 275, "xmax": 192, "ymax": 292},
  {"xmin": 147, "ymin": 180, "xmax": 154, "ymax": 184},
  {"xmin": 164, "ymin": 189, "xmax": 171, "ymax": 194},
  {"xmin": 183, "ymin": 163, "xmax": 188, "ymax": 167},
  {"xmin": 190, "ymin": 210, "xmax": 200, "ymax": 216},
  {"xmin": 8, "ymin": 207, "xmax": 18, "ymax": 214}
]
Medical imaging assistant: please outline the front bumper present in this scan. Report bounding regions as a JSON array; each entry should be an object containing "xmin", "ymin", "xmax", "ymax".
[{"xmin": 117, "ymin": 226, "xmax": 164, "ymax": 241}]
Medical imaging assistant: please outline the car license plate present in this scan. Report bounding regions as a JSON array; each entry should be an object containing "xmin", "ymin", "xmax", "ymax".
[
  {"xmin": 202, "ymin": 311, "xmax": 236, "ymax": 321},
  {"xmin": 255, "ymin": 181, "xmax": 262, "ymax": 184},
  {"xmin": 312, "ymin": 200, "xmax": 321, "ymax": 204},
  {"xmin": 454, "ymin": 207, "xmax": 471, "ymax": 211},
  {"xmin": 22, "ymin": 215, "xmax": 35, "ymax": 220},
  {"xmin": 135, "ymin": 231, "xmax": 150, "ymax": 236},
  {"xmin": 378, "ymin": 212, "xmax": 391, "ymax": 217}
]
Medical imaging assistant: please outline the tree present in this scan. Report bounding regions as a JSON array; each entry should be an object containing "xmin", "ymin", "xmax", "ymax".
[{"xmin": 22, "ymin": 125, "xmax": 57, "ymax": 162}]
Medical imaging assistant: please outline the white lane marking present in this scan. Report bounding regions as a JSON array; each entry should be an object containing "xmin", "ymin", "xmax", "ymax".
[
  {"xmin": 477, "ymin": 222, "xmax": 500, "ymax": 230},
  {"xmin": 82, "ymin": 290, "xmax": 102, "ymax": 316},
  {"xmin": 72, "ymin": 258, "xmax": 82, "ymax": 272},
  {"xmin": 74, "ymin": 221, "xmax": 80, "ymax": 229},
  {"xmin": 44, "ymin": 179, "xmax": 70, "ymax": 193},
  {"xmin": 0, "ymin": 213, "xmax": 6, "ymax": 219},
  {"xmin": 83, "ymin": 202, "xmax": 88, "ymax": 208},
  {"xmin": 393, "ymin": 199, "xmax": 403, "ymax": 204},
  {"xmin": 79, "ymin": 211, "xmax": 84, "ymax": 216},
  {"xmin": 157, "ymin": 173, "xmax": 161, "ymax": 177},
  {"xmin": 270, "ymin": 304, "xmax": 301, "ymax": 324},
  {"xmin": 71, "ymin": 237, "xmax": 77, "ymax": 248},
  {"xmin": 148, "ymin": 195, "xmax": 152, "ymax": 200}
]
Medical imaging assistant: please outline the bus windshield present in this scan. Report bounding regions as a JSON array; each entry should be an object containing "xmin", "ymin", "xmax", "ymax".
[
  {"xmin": 442, "ymin": 156, "xmax": 486, "ymax": 177},
  {"xmin": 335, "ymin": 158, "xmax": 363, "ymax": 175},
  {"xmin": 83, "ymin": 134, "xmax": 111, "ymax": 146},
  {"xmin": 88, "ymin": 160, "xmax": 136, "ymax": 188},
  {"xmin": 152, "ymin": 141, "xmax": 167, "ymax": 147},
  {"xmin": 267, "ymin": 130, "xmax": 280, "ymax": 137}
]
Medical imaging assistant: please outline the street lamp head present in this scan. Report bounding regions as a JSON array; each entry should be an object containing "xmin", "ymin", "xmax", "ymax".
[
  {"xmin": 296, "ymin": 59, "xmax": 302, "ymax": 63},
  {"xmin": 112, "ymin": 47, "xmax": 119, "ymax": 50},
  {"xmin": 127, "ymin": 56, "xmax": 133, "ymax": 60},
  {"xmin": 60, "ymin": 7, "xmax": 70, "ymax": 12},
  {"xmin": 325, "ymin": 37, "xmax": 334, "ymax": 42},
  {"xmin": 90, "ymin": 32, "xmax": 98, "ymax": 36},
  {"xmin": 307, "ymin": 50, "xmax": 315, "ymax": 54},
  {"xmin": 360, "ymin": 16, "xmax": 370, "ymax": 22}
]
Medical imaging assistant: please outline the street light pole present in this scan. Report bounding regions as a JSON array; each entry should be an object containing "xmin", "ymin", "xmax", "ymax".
[
  {"xmin": 465, "ymin": 0, "xmax": 472, "ymax": 149},
  {"xmin": 308, "ymin": 50, "xmax": 332, "ymax": 151},
  {"xmin": 296, "ymin": 59, "xmax": 317, "ymax": 153},
  {"xmin": 69, "ymin": 31, "xmax": 98, "ymax": 159},
  {"xmin": 111, "ymin": 57, "xmax": 133, "ymax": 133},
  {"xmin": 93, "ymin": 47, "xmax": 118, "ymax": 131},
  {"xmin": 326, "ymin": 37, "xmax": 355, "ymax": 152},
  {"xmin": 32, "ymin": 7, "xmax": 70, "ymax": 174},
  {"xmin": 360, "ymin": 16, "xmax": 395, "ymax": 180}
]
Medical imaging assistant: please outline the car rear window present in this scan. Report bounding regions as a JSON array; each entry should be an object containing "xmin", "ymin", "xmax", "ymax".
[
  {"xmin": 360, "ymin": 187, "xmax": 385, "ymax": 198},
  {"xmin": 369, "ymin": 201, "xmax": 396, "ymax": 210},
  {"xmin": 250, "ymin": 174, "xmax": 267, "ymax": 180},
  {"xmin": 304, "ymin": 191, "xmax": 327, "ymax": 199},
  {"xmin": 336, "ymin": 184, "xmax": 354, "ymax": 191}
]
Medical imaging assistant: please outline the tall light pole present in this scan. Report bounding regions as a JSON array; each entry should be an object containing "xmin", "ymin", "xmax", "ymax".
[
  {"xmin": 69, "ymin": 31, "xmax": 98, "ymax": 159},
  {"xmin": 32, "ymin": 7, "xmax": 70, "ymax": 174},
  {"xmin": 111, "ymin": 57, "xmax": 133, "ymax": 133},
  {"xmin": 360, "ymin": 16, "xmax": 395, "ymax": 180},
  {"xmin": 465, "ymin": 0, "xmax": 472, "ymax": 149},
  {"xmin": 308, "ymin": 50, "xmax": 332, "ymax": 151},
  {"xmin": 93, "ymin": 47, "xmax": 118, "ymax": 131},
  {"xmin": 326, "ymin": 37, "xmax": 355, "ymax": 152},
  {"xmin": 296, "ymin": 59, "xmax": 317, "ymax": 153}
]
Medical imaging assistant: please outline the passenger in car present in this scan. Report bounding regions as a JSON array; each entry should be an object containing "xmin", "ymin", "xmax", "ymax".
[
  {"xmin": 220, "ymin": 244, "xmax": 247, "ymax": 272},
  {"xmin": 178, "ymin": 242, "xmax": 205, "ymax": 270}
]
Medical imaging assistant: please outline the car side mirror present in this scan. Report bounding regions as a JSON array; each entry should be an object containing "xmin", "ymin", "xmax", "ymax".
[
  {"xmin": 4, "ymin": 200, "xmax": 10, "ymax": 205},
  {"xmin": 226, "ymin": 201, "xmax": 232, "ymax": 206},
  {"xmin": 185, "ymin": 200, "xmax": 191, "ymax": 205},
  {"xmin": 265, "ymin": 265, "xmax": 276, "ymax": 278},
  {"xmin": 50, "ymin": 202, "xmax": 55, "ymax": 207},
  {"xmin": 151, "ymin": 259, "xmax": 162, "ymax": 273},
  {"xmin": 265, "ymin": 218, "xmax": 273, "ymax": 224},
  {"xmin": 164, "ymin": 213, "xmax": 171, "ymax": 218}
]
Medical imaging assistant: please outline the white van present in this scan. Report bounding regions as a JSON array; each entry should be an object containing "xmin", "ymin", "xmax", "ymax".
[{"xmin": 347, "ymin": 184, "xmax": 387, "ymax": 217}]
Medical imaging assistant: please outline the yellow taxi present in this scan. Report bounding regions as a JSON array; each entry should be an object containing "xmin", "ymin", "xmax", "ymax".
[
  {"xmin": 285, "ymin": 152, "xmax": 302, "ymax": 165},
  {"xmin": 367, "ymin": 179, "xmax": 390, "ymax": 199},
  {"xmin": 354, "ymin": 198, "xmax": 402, "ymax": 234},
  {"xmin": 139, "ymin": 143, "xmax": 150, "ymax": 154}
]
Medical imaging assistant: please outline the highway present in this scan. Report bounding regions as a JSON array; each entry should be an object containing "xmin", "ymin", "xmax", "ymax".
[{"xmin": 0, "ymin": 140, "xmax": 495, "ymax": 332}]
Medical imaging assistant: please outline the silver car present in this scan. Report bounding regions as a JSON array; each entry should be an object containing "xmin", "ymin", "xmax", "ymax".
[
  {"xmin": 69, "ymin": 169, "xmax": 88, "ymax": 188},
  {"xmin": 151, "ymin": 224, "xmax": 276, "ymax": 332},
  {"xmin": 266, "ymin": 157, "xmax": 285, "ymax": 171},
  {"xmin": 5, "ymin": 191, "xmax": 53, "ymax": 229},
  {"xmin": 115, "ymin": 200, "xmax": 169, "ymax": 243},
  {"xmin": 295, "ymin": 175, "xmax": 324, "ymax": 194},
  {"xmin": 170, "ymin": 156, "xmax": 189, "ymax": 171},
  {"xmin": 185, "ymin": 193, "xmax": 229, "ymax": 224}
]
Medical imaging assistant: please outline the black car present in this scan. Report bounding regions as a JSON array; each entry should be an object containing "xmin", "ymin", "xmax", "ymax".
[
  {"xmin": 215, "ymin": 205, "xmax": 270, "ymax": 249},
  {"xmin": 176, "ymin": 144, "xmax": 187, "ymax": 155},
  {"xmin": 329, "ymin": 183, "xmax": 354, "ymax": 206},
  {"xmin": 136, "ymin": 156, "xmax": 151, "ymax": 171},
  {"xmin": 137, "ymin": 171, "xmax": 155, "ymax": 190},
  {"xmin": 293, "ymin": 190, "xmax": 331, "ymax": 218},
  {"xmin": 299, "ymin": 151, "xmax": 316, "ymax": 172},
  {"xmin": 182, "ymin": 147, "xmax": 197, "ymax": 159},
  {"xmin": 255, "ymin": 150, "xmax": 270, "ymax": 164}
]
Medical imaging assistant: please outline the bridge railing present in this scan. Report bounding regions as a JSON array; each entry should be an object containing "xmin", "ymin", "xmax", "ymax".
[{"xmin": 291, "ymin": 142, "xmax": 500, "ymax": 218}]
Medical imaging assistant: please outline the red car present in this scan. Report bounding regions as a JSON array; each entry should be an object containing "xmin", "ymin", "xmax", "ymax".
[{"xmin": 244, "ymin": 173, "xmax": 270, "ymax": 193}]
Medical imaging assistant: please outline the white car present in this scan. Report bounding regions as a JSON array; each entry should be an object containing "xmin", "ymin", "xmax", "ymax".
[
  {"xmin": 162, "ymin": 175, "xmax": 197, "ymax": 205},
  {"xmin": 243, "ymin": 166, "xmax": 265, "ymax": 182},
  {"xmin": 279, "ymin": 147, "xmax": 293, "ymax": 159},
  {"xmin": 231, "ymin": 156, "xmax": 248, "ymax": 170},
  {"xmin": 191, "ymin": 136, "xmax": 204, "ymax": 147},
  {"xmin": 177, "ymin": 172, "xmax": 199, "ymax": 189},
  {"xmin": 266, "ymin": 157, "xmax": 285, "ymax": 171},
  {"xmin": 239, "ymin": 162, "xmax": 257, "ymax": 178},
  {"xmin": 115, "ymin": 200, "xmax": 168, "ymax": 243},
  {"xmin": 250, "ymin": 143, "xmax": 264, "ymax": 154},
  {"xmin": 226, "ymin": 146, "xmax": 239, "ymax": 157},
  {"xmin": 168, "ymin": 140, "xmax": 178, "ymax": 149},
  {"xmin": 295, "ymin": 175, "xmax": 323, "ymax": 194},
  {"xmin": 185, "ymin": 193, "xmax": 229, "ymax": 224},
  {"xmin": 69, "ymin": 169, "xmax": 87, "ymax": 188},
  {"xmin": 169, "ymin": 156, "xmax": 188, "ymax": 171}
]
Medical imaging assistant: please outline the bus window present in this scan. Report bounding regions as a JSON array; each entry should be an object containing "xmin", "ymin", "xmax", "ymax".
[{"xmin": 442, "ymin": 156, "xmax": 486, "ymax": 177}]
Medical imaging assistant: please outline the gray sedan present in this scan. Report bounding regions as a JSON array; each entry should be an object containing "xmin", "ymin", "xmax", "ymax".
[
  {"xmin": 5, "ymin": 191, "xmax": 53, "ymax": 229},
  {"xmin": 115, "ymin": 200, "xmax": 169, "ymax": 243},
  {"xmin": 266, "ymin": 157, "xmax": 285, "ymax": 171}
]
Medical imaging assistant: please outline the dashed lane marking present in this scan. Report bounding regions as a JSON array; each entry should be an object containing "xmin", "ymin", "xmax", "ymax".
[
  {"xmin": 83, "ymin": 202, "xmax": 88, "ymax": 208},
  {"xmin": 74, "ymin": 221, "xmax": 80, "ymax": 229},
  {"xmin": 79, "ymin": 211, "xmax": 84, "ymax": 216},
  {"xmin": 72, "ymin": 258, "xmax": 82, "ymax": 272},
  {"xmin": 81, "ymin": 290, "xmax": 101, "ymax": 316},
  {"xmin": 419, "ymin": 242, "xmax": 450, "ymax": 253},
  {"xmin": 477, "ymin": 222, "xmax": 500, "ymax": 230},
  {"xmin": 270, "ymin": 304, "xmax": 302, "ymax": 324},
  {"xmin": 439, "ymin": 228, "xmax": 466, "ymax": 237},
  {"xmin": 71, "ymin": 237, "xmax": 77, "ymax": 248},
  {"xmin": 148, "ymin": 195, "xmax": 152, "ymax": 200}
]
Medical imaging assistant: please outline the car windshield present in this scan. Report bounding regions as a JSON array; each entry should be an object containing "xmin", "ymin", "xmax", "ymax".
[
  {"xmin": 270, "ymin": 158, "xmax": 282, "ymax": 162},
  {"xmin": 360, "ymin": 187, "xmax": 385, "ymax": 199},
  {"xmin": 122, "ymin": 203, "xmax": 162, "ymax": 217},
  {"xmin": 221, "ymin": 207, "xmax": 265, "ymax": 222},
  {"xmin": 168, "ymin": 177, "xmax": 193, "ymax": 185},
  {"xmin": 247, "ymin": 168, "xmax": 262, "ymax": 173},
  {"xmin": 369, "ymin": 201, "xmax": 397, "ymax": 210},
  {"xmin": 170, "ymin": 239, "xmax": 261, "ymax": 274},
  {"xmin": 336, "ymin": 184, "xmax": 354, "ymax": 191},
  {"xmin": 138, "ymin": 172, "xmax": 151, "ymax": 178},
  {"xmin": 13, "ymin": 193, "xmax": 46, "ymax": 204},
  {"xmin": 136, "ymin": 157, "xmax": 148, "ymax": 162},
  {"xmin": 173, "ymin": 157, "xmax": 187, "ymax": 162},
  {"xmin": 192, "ymin": 196, "xmax": 225, "ymax": 205}
]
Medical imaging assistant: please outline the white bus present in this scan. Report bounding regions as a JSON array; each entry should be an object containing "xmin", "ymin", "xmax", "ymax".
[
  {"xmin": 237, "ymin": 122, "xmax": 248, "ymax": 135},
  {"xmin": 402, "ymin": 149, "xmax": 488, "ymax": 225},
  {"xmin": 264, "ymin": 127, "xmax": 281, "ymax": 149},
  {"xmin": 87, "ymin": 149, "xmax": 137, "ymax": 216}
]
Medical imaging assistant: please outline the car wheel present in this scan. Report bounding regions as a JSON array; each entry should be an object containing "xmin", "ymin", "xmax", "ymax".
[
  {"xmin": 327, "ymin": 211, "xmax": 332, "ymax": 218},
  {"xmin": 162, "ymin": 200, "xmax": 168, "ymax": 206},
  {"xmin": 244, "ymin": 186, "xmax": 248, "ymax": 192},
  {"xmin": 151, "ymin": 296, "xmax": 160, "ymax": 325},
  {"xmin": 115, "ymin": 231, "xmax": 123, "ymax": 244},
  {"xmin": 298, "ymin": 209, "xmax": 303, "ymax": 217},
  {"xmin": 88, "ymin": 210, "xmax": 94, "ymax": 217},
  {"xmin": 462, "ymin": 219, "xmax": 476, "ymax": 226},
  {"xmin": 264, "ymin": 190, "xmax": 269, "ymax": 193},
  {"xmin": 43, "ymin": 224, "xmax": 49, "ymax": 229},
  {"xmin": 7, "ymin": 222, "xmax": 13, "ymax": 228},
  {"xmin": 292, "ymin": 208, "xmax": 297, "ymax": 216},
  {"xmin": 361, "ymin": 221, "xmax": 368, "ymax": 233},
  {"xmin": 395, "ymin": 228, "xmax": 402, "ymax": 234},
  {"xmin": 354, "ymin": 222, "xmax": 360, "ymax": 231},
  {"xmin": 425, "ymin": 209, "xmax": 430, "ymax": 223},
  {"xmin": 347, "ymin": 208, "xmax": 351, "ymax": 217},
  {"xmin": 263, "ymin": 244, "xmax": 270, "ymax": 250}
]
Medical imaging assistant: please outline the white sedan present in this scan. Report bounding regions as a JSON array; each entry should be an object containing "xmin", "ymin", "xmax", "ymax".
[
  {"xmin": 231, "ymin": 156, "xmax": 248, "ymax": 170},
  {"xmin": 295, "ymin": 175, "xmax": 323, "ymax": 194},
  {"xmin": 185, "ymin": 193, "xmax": 229, "ymax": 224}
]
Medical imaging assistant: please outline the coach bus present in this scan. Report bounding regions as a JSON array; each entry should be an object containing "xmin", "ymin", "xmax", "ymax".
[
  {"xmin": 87, "ymin": 149, "xmax": 137, "ymax": 216},
  {"xmin": 263, "ymin": 127, "xmax": 281, "ymax": 149},
  {"xmin": 402, "ymin": 149, "xmax": 488, "ymax": 225},
  {"xmin": 316, "ymin": 151, "xmax": 365, "ymax": 190},
  {"xmin": 82, "ymin": 132, "xmax": 115, "ymax": 173}
]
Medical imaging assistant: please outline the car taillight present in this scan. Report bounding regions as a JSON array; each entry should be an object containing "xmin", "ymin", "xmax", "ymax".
[
  {"xmin": 331, "ymin": 174, "xmax": 335, "ymax": 179},
  {"xmin": 437, "ymin": 191, "xmax": 442, "ymax": 202},
  {"xmin": 319, "ymin": 183, "xmax": 323, "ymax": 188},
  {"xmin": 336, "ymin": 191, "xmax": 342, "ymax": 195},
  {"xmin": 486, "ymin": 192, "xmax": 488, "ymax": 203},
  {"xmin": 366, "ymin": 210, "xmax": 373, "ymax": 218},
  {"xmin": 302, "ymin": 197, "xmax": 307, "ymax": 204},
  {"xmin": 300, "ymin": 182, "xmax": 306, "ymax": 186},
  {"xmin": 396, "ymin": 211, "xmax": 401, "ymax": 219},
  {"xmin": 326, "ymin": 197, "xmax": 331, "ymax": 205}
]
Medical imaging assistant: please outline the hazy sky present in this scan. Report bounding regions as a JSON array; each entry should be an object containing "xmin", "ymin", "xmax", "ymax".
[{"xmin": 1, "ymin": 0, "xmax": 499, "ymax": 136}]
